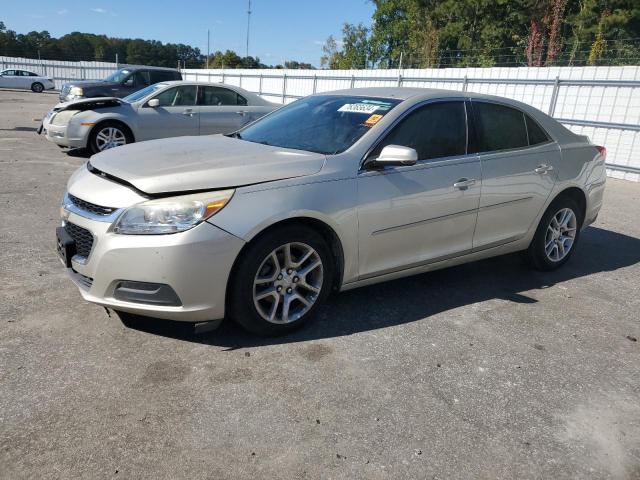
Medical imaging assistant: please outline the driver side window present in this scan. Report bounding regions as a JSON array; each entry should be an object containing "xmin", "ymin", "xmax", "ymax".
[
  {"xmin": 133, "ymin": 71, "xmax": 150, "ymax": 87},
  {"xmin": 153, "ymin": 86, "xmax": 197, "ymax": 107},
  {"xmin": 370, "ymin": 101, "xmax": 467, "ymax": 161}
]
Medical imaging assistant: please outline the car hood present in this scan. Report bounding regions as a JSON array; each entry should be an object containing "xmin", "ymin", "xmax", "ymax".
[
  {"xmin": 62, "ymin": 80, "xmax": 110, "ymax": 89},
  {"xmin": 89, "ymin": 135, "xmax": 327, "ymax": 195},
  {"xmin": 55, "ymin": 96, "xmax": 123, "ymax": 111}
]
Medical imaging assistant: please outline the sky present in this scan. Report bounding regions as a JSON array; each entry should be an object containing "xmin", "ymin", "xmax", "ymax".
[{"xmin": 3, "ymin": 0, "xmax": 376, "ymax": 66}]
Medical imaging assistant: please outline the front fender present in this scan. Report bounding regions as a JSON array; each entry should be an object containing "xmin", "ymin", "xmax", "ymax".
[{"xmin": 208, "ymin": 177, "xmax": 360, "ymax": 285}]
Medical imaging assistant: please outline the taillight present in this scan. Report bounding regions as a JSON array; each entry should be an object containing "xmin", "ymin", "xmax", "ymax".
[{"xmin": 596, "ymin": 145, "xmax": 606, "ymax": 160}]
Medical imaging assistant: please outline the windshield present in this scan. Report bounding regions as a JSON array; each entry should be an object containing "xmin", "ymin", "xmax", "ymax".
[
  {"xmin": 104, "ymin": 69, "xmax": 130, "ymax": 83},
  {"xmin": 236, "ymin": 95, "xmax": 402, "ymax": 154},
  {"xmin": 123, "ymin": 83, "xmax": 166, "ymax": 103}
]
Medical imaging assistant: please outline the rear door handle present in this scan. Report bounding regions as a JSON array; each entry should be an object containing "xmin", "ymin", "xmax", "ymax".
[
  {"xmin": 453, "ymin": 178, "xmax": 476, "ymax": 190},
  {"xmin": 534, "ymin": 164, "xmax": 553, "ymax": 174}
]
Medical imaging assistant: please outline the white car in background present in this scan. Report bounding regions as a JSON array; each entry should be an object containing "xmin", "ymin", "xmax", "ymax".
[
  {"xmin": 0, "ymin": 69, "xmax": 55, "ymax": 92},
  {"xmin": 40, "ymin": 81, "xmax": 279, "ymax": 153}
]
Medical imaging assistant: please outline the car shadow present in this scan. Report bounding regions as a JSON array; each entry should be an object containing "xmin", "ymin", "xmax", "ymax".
[
  {"xmin": 117, "ymin": 226, "xmax": 640, "ymax": 347},
  {"xmin": 0, "ymin": 126, "xmax": 39, "ymax": 132},
  {"xmin": 66, "ymin": 148, "xmax": 92, "ymax": 158}
]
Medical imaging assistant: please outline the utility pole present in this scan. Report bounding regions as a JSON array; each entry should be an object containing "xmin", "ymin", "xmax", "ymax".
[
  {"xmin": 206, "ymin": 29, "xmax": 210, "ymax": 68},
  {"xmin": 246, "ymin": 0, "xmax": 252, "ymax": 58}
]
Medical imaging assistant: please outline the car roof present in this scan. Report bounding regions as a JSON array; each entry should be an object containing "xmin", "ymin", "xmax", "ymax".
[
  {"xmin": 319, "ymin": 87, "xmax": 549, "ymax": 114},
  {"xmin": 121, "ymin": 66, "xmax": 180, "ymax": 72},
  {"xmin": 321, "ymin": 87, "xmax": 578, "ymax": 143},
  {"xmin": 157, "ymin": 80, "xmax": 265, "ymax": 92},
  {"xmin": 317, "ymin": 86, "xmax": 532, "ymax": 105}
]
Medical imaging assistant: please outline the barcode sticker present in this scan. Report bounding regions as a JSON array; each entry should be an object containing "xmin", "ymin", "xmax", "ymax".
[{"xmin": 338, "ymin": 103, "xmax": 380, "ymax": 114}]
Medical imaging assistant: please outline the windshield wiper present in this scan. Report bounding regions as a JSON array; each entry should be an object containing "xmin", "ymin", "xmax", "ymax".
[{"xmin": 226, "ymin": 132, "xmax": 242, "ymax": 139}]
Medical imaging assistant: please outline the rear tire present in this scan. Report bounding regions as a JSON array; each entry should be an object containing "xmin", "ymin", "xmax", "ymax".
[
  {"xmin": 526, "ymin": 196, "xmax": 583, "ymax": 271},
  {"xmin": 89, "ymin": 121, "xmax": 133, "ymax": 154},
  {"xmin": 228, "ymin": 225, "xmax": 334, "ymax": 336},
  {"xmin": 31, "ymin": 82, "xmax": 44, "ymax": 93}
]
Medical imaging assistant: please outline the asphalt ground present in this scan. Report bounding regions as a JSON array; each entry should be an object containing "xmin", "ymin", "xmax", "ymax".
[{"xmin": 0, "ymin": 89, "xmax": 639, "ymax": 479}]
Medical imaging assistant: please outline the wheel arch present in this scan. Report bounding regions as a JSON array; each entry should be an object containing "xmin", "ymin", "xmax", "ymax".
[
  {"xmin": 87, "ymin": 118, "xmax": 135, "ymax": 148},
  {"xmin": 550, "ymin": 186, "xmax": 587, "ymax": 224},
  {"xmin": 225, "ymin": 216, "xmax": 346, "ymax": 310}
]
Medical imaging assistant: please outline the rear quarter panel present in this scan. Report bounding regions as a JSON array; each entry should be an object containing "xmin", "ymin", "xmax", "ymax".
[{"xmin": 556, "ymin": 140, "xmax": 606, "ymax": 226}]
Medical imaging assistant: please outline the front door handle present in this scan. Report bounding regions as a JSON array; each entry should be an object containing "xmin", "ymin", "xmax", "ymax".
[
  {"xmin": 534, "ymin": 164, "xmax": 553, "ymax": 174},
  {"xmin": 453, "ymin": 178, "xmax": 476, "ymax": 190},
  {"xmin": 182, "ymin": 108, "xmax": 195, "ymax": 116},
  {"xmin": 236, "ymin": 111, "xmax": 247, "ymax": 116}
]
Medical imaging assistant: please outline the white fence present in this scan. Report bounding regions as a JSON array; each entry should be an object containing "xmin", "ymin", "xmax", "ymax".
[
  {"xmin": 184, "ymin": 66, "xmax": 640, "ymax": 181},
  {"xmin": 1, "ymin": 56, "xmax": 638, "ymax": 180},
  {"xmin": 0, "ymin": 56, "xmax": 122, "ymax": 90}
]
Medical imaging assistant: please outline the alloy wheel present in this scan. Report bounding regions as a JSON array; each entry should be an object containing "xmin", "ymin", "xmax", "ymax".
[
  {"xmin": 95, "ymin": 127, "xmax": 126, "ymax": 151},
  {"xmin": 544, "ymin": 207, "xmax": 577, "ymax": 262},
  {"xmin": 253, "ymin": 242, "xmax": 323, "ymax": 324}
]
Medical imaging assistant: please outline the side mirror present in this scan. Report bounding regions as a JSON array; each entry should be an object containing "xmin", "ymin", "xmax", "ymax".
[
  {"xmin": 147, "ymin": 98, "xmax": 160, "ymax": 108},
  {"xmin": 368, "ymin": 145, "xmax": 418, "ymax": 168}
]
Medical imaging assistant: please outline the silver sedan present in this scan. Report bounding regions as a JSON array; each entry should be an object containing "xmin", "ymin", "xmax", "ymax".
[
  {"xmin": 0, "ymin": 69, "xmax": 55, "ymax": 92},
  {"xmin": 41, "ymin": 81, "xmax": 278, "ymax": 153},
  {"xmin": 58, "ymin": 87, "xmax": 606, "ymax": 336}
]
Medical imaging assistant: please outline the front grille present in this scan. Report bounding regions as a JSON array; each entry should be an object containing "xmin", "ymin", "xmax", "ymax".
[
  {"xmin": 68, "ymin": 193, "xmax": 117, "ymax": 216},
  {"xmin": 64, "ymin": 222, "xmax": 94, "ymax": 258}
]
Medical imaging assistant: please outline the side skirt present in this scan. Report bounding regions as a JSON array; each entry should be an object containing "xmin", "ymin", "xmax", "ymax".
[{"xmin": 340, "ymin": 237, "xmax": 530, "ymax": 292}]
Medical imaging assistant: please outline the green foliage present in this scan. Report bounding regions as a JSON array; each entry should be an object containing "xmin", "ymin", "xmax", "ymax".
[
  {"xmin": 321, "ymin": 24, "xmax": 371, "ymax": 69},
  {"xmin": 321, "ymin": 0, "xmax": 640, "ymax": 68}
]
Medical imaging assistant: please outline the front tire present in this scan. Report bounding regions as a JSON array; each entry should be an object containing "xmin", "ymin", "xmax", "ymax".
[
  {"xmin": 31, "ymin": 82, "xmax": 44, "ymax": 93},
  {"xmin": 526, "ymin": 196, "xmax": 583, "ymax": 271},
  {"xmin": 228, "ymin": 225, "xmax": 334, "ymax": 336},
  {"xmin": 89, "ymin": 121, "xmax": 133, "ymax": 154}
]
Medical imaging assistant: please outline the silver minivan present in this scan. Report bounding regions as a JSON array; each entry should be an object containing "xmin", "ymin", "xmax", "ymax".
[{"xmin": 57, "ymin": 88, "xmax": 606, "ymax": 335}]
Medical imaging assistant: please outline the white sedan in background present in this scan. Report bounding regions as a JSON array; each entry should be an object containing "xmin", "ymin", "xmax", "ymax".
[
  {"xmin": 40, "ymin": 81, "xmax": 279, "ymax": 153},
  {"xmin": 0, "ymin": 69, "xmax": 55, "ymax": 92}
]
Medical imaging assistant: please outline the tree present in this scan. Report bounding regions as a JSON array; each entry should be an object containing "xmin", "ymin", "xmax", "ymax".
[
  {"xmin": 320, "ymin": 24, "xmax": 371, "ymax": 69},
  {"xmin": 320, "ymin": 35, "xmax": 340, "ymax": 68}
]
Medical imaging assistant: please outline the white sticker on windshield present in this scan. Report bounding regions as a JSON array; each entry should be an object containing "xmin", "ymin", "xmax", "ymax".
[{"xmin": 338, "ymin": 103, "xmax": 380, "ymax": 114}]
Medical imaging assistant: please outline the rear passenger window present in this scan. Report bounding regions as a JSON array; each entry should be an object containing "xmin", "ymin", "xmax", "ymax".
[
  {"xmin": 525, "ymin": 115, "xmax": 550, "ymax": 145},
  {"xmin": 199, "ymin": 86, "xmax": 245, "ymax": 106},
  {"xmin": 474, "ymin": 102, "xmax": 528, "ymax": 152},
  {"xmin": 372, "ymin": 101, "xmax": 467, "ymax": 161}
]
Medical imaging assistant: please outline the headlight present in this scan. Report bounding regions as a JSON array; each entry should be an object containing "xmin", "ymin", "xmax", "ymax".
[
  {"xmin": 111, "ymin": 190, "xmax": 234, "ymax": 235},
  {"xmin": 51, "ymin": 110, "xmax": 79, "ymax": 126},
  {"xmin": 69, "ymin": 86, "xmax": 84, "ymax": 97}
]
